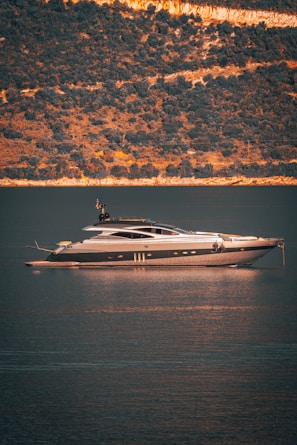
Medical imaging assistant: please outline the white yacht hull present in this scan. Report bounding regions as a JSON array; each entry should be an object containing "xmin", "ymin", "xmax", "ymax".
[
  {"xmin": 26, "ymin": 211, "xmax": 284, "ymax": 268},
  {"xmin": 26, "ymin": 238, "xmax": 280, "ymax": 268}
]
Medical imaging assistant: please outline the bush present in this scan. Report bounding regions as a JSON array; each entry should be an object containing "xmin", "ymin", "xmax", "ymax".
[
  {"xmin": 194, "ymin": 163, "xmax": 214, "ymax": 178},
  {"xmin": 178, "ymin": 159, "xmax": 194, "ymax": 178},
  {"xmin": 110, "ymin": 165, "xmax": 128, "ymax": 177},
  {"xmin": 140, "ymin": 163, "xmax": 159, "ymax": 178},
  {"xmin": 165, "ymin": 163, "xmax": 178, "ymax": 177},
  {"xmin": 3, "ymin": 129, "xmax": 22, "ymax": 139},
  {"xmin": 128, "ymin": 163, "xmax": 141, "ymax": 179}
]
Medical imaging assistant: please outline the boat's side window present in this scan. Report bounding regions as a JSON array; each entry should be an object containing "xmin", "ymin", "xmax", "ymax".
[
  {"xmin": 139, "ymin": 227, "xmax": 154, "ymax": 233},
  {"xmin": 139, "ymin": 227, "xmax": 178, "ymax": 235},
  {"xmin": 160, "ymin": 228, "xmax": 178, "ymax": 235},
  {"xmin": 112, "ymin": 232, "xmax": 152, "ymax": 239}
]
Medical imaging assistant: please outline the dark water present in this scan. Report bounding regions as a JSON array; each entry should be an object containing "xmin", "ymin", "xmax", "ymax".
[{"xmin": 1, "ymin": 186, "xmax": 297, "ymax": 444}]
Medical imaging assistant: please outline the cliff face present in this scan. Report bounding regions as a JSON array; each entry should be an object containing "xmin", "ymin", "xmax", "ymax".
[{"xmin": 66, "ymin": 0, "xmax": 297, "ymax": 28}]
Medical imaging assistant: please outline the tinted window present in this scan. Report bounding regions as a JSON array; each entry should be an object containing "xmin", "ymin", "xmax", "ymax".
[{"xmin": 112, "ymin": 232, "xmax": 151, "ymax": 239}]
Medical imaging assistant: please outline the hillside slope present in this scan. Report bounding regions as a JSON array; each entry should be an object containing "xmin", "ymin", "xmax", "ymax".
[
  {"xmin": 0, "ymin": 0, "xmax": 296, "ymax": 182},
  {"xmin": 70, "ymin": 0, "xmax": 297, "ymax": 28}
]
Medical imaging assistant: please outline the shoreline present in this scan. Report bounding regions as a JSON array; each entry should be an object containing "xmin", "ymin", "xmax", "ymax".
[{"xmin": 1, "ymin": 176, "xmax": 297, "ymax": 187}]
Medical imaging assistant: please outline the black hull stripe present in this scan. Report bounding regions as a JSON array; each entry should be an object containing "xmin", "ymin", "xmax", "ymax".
[{"xmin": 48, "ymin": 245, "xmax": 275, "ymax": 263}]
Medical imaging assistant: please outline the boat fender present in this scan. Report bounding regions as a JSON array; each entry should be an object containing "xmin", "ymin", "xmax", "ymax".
[
  {"xmin": 211, "ymin": 242, "xmax": 219, "ymax": 253},
  {"xmin": 211, "ymin": 242, "xmax": 224, "ymax": 253}
]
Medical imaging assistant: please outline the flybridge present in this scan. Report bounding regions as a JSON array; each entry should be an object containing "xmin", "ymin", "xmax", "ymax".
[
  {"xmin": 94, "ymin": 217, "xmax": 150, "ymax": 224},
  {"xmin": 95, "ymin": 197, "xmax": 152, "ymax": 224},
  {"xmin": 117, "ymin": 217, "xmax": 149, "ymax": 223}
]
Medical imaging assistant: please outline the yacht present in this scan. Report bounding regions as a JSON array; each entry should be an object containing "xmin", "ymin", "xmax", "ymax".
[{"xmin": 26, "ymin": 200, "xmax": 284, "ymax": 268}]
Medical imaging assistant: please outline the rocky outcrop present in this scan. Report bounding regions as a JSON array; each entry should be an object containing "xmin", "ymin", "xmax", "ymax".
[{"xmin": 66, "ymin": 0, "xmax": 297, "ymax": 28}]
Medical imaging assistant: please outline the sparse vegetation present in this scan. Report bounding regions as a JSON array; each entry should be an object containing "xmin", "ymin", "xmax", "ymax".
[{"xmin": 0, "ymin": 0, "xmax": 296, "ymax": 181}]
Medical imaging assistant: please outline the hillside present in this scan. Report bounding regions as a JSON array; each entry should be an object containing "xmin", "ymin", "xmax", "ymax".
[{"xmin": 0, "ymin": 0, "xmax": 296, "ymax": 183}]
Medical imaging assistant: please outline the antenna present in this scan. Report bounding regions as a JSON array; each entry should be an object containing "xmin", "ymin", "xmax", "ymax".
[{"xmin": 96, "ymin": 198, "xmax": 110, "ymax": 221}]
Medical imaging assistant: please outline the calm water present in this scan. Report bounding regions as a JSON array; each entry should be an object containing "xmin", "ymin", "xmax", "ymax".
[{"xmin": 1, "ymin": 186, "xmax": 297, "ymax": 444}]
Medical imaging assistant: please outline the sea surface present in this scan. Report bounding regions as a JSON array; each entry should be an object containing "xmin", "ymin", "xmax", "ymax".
[{"xmin": 1, "ymin": 186, "xmax": 297, "ymax": 445}]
